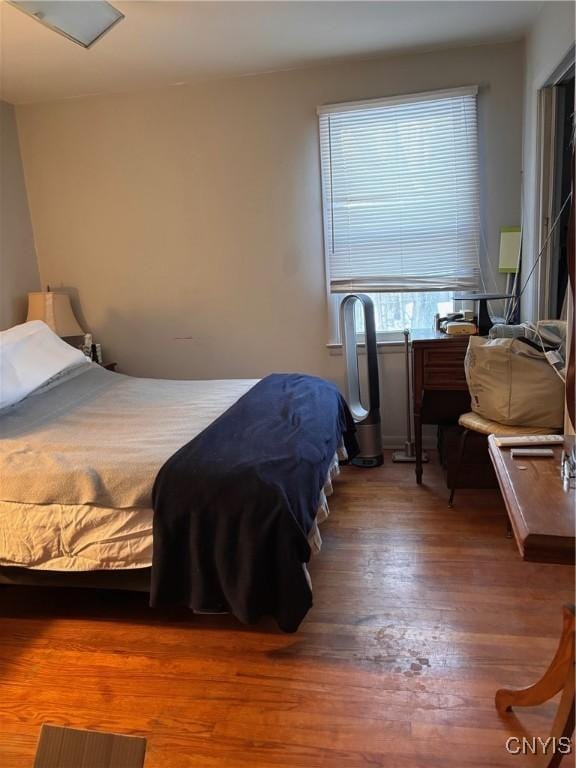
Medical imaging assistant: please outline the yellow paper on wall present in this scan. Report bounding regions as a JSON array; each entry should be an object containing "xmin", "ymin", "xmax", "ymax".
[{"xmin": 499, "ymin": 227, "xmax": 521, "ymax": 273}]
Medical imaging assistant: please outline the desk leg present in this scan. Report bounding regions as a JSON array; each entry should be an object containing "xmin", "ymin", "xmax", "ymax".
[{"xmin": 414, "ymin": 411, "xmax": 423, "ymax": 484}]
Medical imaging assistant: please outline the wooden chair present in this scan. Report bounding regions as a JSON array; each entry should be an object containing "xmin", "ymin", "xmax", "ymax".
[
  {"xmin": 496, "ymin": 605, "xmax": 575, "ymax": 768},
  {"xmin": 448, "ymin": 411, "xmax": 559, "ymax": 507}
]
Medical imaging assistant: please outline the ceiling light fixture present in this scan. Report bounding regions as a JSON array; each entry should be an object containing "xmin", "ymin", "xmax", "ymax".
[{"xmin": 8, "ymin": 1, "xmax": 124, "ymax": 48}]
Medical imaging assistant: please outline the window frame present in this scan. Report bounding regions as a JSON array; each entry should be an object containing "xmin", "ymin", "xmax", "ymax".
[{"xmin": 318, "ymin": 85, "xmax": 480, "ymax": 341}]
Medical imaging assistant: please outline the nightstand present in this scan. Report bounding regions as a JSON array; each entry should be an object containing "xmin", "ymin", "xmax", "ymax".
[{"xmin": 100, "ymin": 362, "xmax": 118, "ymax": 372}]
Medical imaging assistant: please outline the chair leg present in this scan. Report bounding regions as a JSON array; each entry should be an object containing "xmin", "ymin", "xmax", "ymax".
[
  {"xmin": 448, "ymin": 428, "xmax": 469, "ymax": 507},
  {"xmin": 495, "ymin": 605, "xmax": 575, "ymax": 768}
]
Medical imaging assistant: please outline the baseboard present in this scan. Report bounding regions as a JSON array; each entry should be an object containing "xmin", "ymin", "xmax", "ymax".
[{"xmin": 381, "ymin": 429, "xmax": 436, "ymax": 451}]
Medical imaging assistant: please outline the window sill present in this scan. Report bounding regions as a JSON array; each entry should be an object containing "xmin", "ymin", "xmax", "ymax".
[{"xmin": 327, "ymin": 338, "xmax": 407, "ymax": 356}]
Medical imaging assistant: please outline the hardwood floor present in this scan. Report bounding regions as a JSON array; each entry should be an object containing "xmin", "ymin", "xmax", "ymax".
[{"xmin": 0, "ymin": 452, "xmax": 574, "ymax": 767}]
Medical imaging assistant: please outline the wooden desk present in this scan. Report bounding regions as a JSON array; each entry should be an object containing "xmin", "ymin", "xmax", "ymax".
[
  {"xmin": 490, "ymin": 439, "xmax": 575, "ymax": 760},
  {"xmin": 488, "ymin": 436, "xmax": 575, "ymax": 564},
  {"xmin": 412, "ymin": 331, "xmax": 471, "ymax": 484}
]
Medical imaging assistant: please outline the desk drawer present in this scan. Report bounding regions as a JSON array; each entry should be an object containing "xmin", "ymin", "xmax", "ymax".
[
  {"xmin": 423, "ymin": 347, "xmax": 468, "ymax": 367},
  {"xmin": 423, "ymin": 366, "xmax": 468, "ymax": 388}
]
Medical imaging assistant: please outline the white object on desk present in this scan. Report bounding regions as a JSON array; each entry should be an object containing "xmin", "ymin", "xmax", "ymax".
[
  {"xmin": 444, "ymin": 321, "xmax": 477, "ymax": 336},
  {"xmin": 511, "ymin": 448, "xmax": 555, "ymax": 458},
  {"xmin": 494, "ymin": 435, "xmax": 564, "ymax": 448}
]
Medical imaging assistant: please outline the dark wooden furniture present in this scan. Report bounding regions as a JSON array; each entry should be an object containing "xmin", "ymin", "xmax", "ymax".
[
  {"xmin": 34, "ymin": 725, "xmax": 146, "ymax": 768},
  {"xmin": 101, "ymin": 361, "xmax": 118, "ymax": 371},
  {"xmin": 488, "ymin": 436, "xmax": 575, "ymax": 564},
  {"xmin": 412, "ymin": 330, "xmax": 471, "ymax": 483},
  {"xmin": 448, "ymin": 412, "xmax": 551, "ymax": 507},
  {"xmin": 439, "ymin": 423, "xmax": 498, "ymax": 494}
]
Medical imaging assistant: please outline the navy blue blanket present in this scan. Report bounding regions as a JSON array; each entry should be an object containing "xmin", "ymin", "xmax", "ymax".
[{"xmin": 150, "ymin": 373, "xmax": 358, "ymax": 632}]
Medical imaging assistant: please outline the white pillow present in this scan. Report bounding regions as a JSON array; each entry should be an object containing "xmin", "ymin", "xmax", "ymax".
[{"xmin": 0, "ymin": 321, "xmax": 87, "ymax": 409}]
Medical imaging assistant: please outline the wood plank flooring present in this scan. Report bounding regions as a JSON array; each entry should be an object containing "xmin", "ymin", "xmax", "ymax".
[{"xmin": 0, "ymin": 452, "xmax": 574, "ymax": 767}]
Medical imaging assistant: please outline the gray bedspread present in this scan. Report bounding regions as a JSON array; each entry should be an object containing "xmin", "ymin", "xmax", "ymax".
[{"xmin": 0, "ymin": 364, "xmax": 256, "ymax": 509}]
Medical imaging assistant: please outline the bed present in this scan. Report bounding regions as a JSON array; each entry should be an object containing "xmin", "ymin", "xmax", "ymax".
[{"xmin": 0, "ymin": 321, "xmax": 357, "ymax": 631}]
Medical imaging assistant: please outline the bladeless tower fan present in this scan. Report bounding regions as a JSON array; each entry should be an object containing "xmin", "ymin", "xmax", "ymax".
[{"xmin": 340, "ymin": 294, "xmax": 383, "ymax": 467}]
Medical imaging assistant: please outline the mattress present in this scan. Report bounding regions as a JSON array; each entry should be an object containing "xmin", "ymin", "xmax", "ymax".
[
  {"xmin": 0, "ymin": 501, "xmax": 153, "ymax": 571},
  {"xmin": 0, "ymin": 363, "xmax": 257, "ymax": 509},
  {"xmin": 0, "ymin": 456, "xmax": 340, "ymax": 571},
  {"xmin": 0, "ymin": 364, "xmax": 340, "ymax": 572}
]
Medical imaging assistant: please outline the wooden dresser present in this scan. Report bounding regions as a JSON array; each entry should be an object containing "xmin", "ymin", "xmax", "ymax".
[{"xmin": 412, "ymin": 330, "xmax": 472, "ymax": 484}]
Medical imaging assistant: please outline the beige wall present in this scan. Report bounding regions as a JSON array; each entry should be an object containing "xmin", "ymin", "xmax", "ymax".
[
  {"xmin": 521, "ymin": 1, "xmax": 575, "ymax": 321},
  {"xmin": 16, "ymin": 41, "xmax": 524, "ymax": 443},
  {"xmin": 0, "ymin": 101, "xmax": 39, "ymax": 329}
]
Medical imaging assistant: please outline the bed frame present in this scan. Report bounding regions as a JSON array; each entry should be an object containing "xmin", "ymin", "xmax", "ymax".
[{"xmin": 0, "ymin": 566, "xmax": 151, "ymax": 592}]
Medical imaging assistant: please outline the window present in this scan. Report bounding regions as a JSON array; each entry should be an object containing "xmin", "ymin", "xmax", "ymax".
[
  {"xmin": 353, "ymin": 291, "xmax": 454, "ymax": 334},
  {"xmin": 318, "ymin": 86, "xmax": 480, "ymax": 335}
]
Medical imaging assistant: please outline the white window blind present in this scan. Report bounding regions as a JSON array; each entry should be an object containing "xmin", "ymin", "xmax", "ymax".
[{"xmin": 318, "ymin": 86, "xmax": 480, "ymax": 293}]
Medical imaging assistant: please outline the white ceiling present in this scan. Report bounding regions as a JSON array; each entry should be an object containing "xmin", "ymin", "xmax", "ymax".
[{"xmin": 1, "ymin": 1, "xmax": 543, "ymax": 104}]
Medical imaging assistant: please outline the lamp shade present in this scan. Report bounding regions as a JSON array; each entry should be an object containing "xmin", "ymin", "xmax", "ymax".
[{"xmin": 26, "ymin": 292, "xmax": 84, "ymax": 337}]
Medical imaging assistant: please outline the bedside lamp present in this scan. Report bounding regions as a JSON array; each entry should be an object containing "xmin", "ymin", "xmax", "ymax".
[{"xmin": 26, "ymin": 291, "xmax": 84, "ymax": 338}]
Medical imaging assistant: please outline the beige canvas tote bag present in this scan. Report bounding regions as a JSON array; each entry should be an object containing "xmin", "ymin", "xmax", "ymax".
[{"xmin": 465, "ymin": 336, "xmax": 565, "ymax": 429}]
